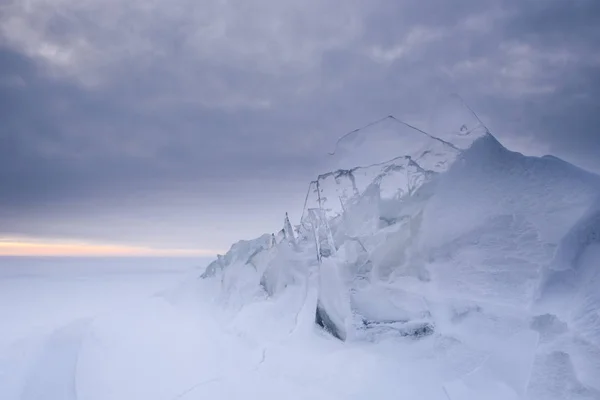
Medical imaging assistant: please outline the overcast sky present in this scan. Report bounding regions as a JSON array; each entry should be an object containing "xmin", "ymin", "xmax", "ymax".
[{"xmin": 1, "ymin": 0, "xmax": 599, "ymax": 254}]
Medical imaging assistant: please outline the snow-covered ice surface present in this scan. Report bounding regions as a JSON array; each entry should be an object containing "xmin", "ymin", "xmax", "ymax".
[
  {"xmin": 0, "ymin": 257, "xmax": 482, "ymax": 400},
  {"xmin": 3, "ymin": 97, "xmax": 600, "ymax": 399},
  {"xmin": 0, "ymin": 257, "xmax": 204, "ymax": 400}
]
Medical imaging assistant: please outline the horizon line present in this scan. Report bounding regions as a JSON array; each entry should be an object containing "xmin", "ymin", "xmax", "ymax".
[{"xmin": 0, "ymin": 236, "xmax": 221, "ymax": 257}]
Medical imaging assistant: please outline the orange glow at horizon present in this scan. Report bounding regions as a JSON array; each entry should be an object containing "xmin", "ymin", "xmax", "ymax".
[{"xmin": 0, "ymin": 238, "xmax": 218, "ymax": 257}]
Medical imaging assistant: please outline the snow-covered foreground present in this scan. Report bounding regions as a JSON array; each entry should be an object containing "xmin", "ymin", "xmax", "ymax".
[
  {"xmin": 0, "ymin": 257, "xmax": 206, "ymax": 400},
  {"xmin": 0, "ymin": 257, "xmax": 502, "ymax": 400},
  {"xmin": 0, "ymin": 258, "xmax": 543, "ymax": 400}
]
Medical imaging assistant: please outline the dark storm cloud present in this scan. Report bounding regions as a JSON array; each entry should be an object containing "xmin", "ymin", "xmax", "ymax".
[
  {"xmin": 1, "ymin": 0, "xmax": 599, "ymax": 249},
  {"xmin": 501, "ymin": 0, "xmax": 600, "ymax": 166},
  {"xmin": 0, "ymin": 47, "xmax": 319, "ymax": 202}
]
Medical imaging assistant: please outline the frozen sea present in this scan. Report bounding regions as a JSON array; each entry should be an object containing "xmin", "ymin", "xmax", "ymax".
[
  {"xmin": 0, "ymin": 256, "xmax": 480, "ymax": 400},
  {"xmin": 2, "ymin": 241, "xmax": 598, "ymax": 400},
  {"xmin": 0, "ymin": 257, "xmax": 206, "ymax": 400}
]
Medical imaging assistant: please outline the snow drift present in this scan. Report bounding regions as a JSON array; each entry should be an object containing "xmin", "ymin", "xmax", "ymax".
[{"xmin": 201, "ymin": 95, "xmax": 600, "ymax": 399}]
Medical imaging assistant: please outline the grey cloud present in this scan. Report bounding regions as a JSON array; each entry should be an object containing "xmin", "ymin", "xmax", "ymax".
[
  {"xmin": 506, "ymin": 0, "xmax": 600, "ymax": 45},
  {"xmin": 1, "ymin": 0, "xmax": 599, "ymax": 249}
]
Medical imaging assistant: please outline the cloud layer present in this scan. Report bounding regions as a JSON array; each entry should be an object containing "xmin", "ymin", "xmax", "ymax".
[{"xmin": 1, "ymin": 0, "xmax": 599, "ymax": 251}]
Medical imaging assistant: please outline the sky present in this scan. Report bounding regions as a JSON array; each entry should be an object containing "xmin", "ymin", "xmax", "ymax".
[{"xmin": 1, "ymin": 0, "xmax": 599, "ymax": 256}]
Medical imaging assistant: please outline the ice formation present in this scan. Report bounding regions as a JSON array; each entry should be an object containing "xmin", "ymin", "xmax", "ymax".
[{"xmin": 201, "ymin": 95, "xmax": 600, "ymax": 399}]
